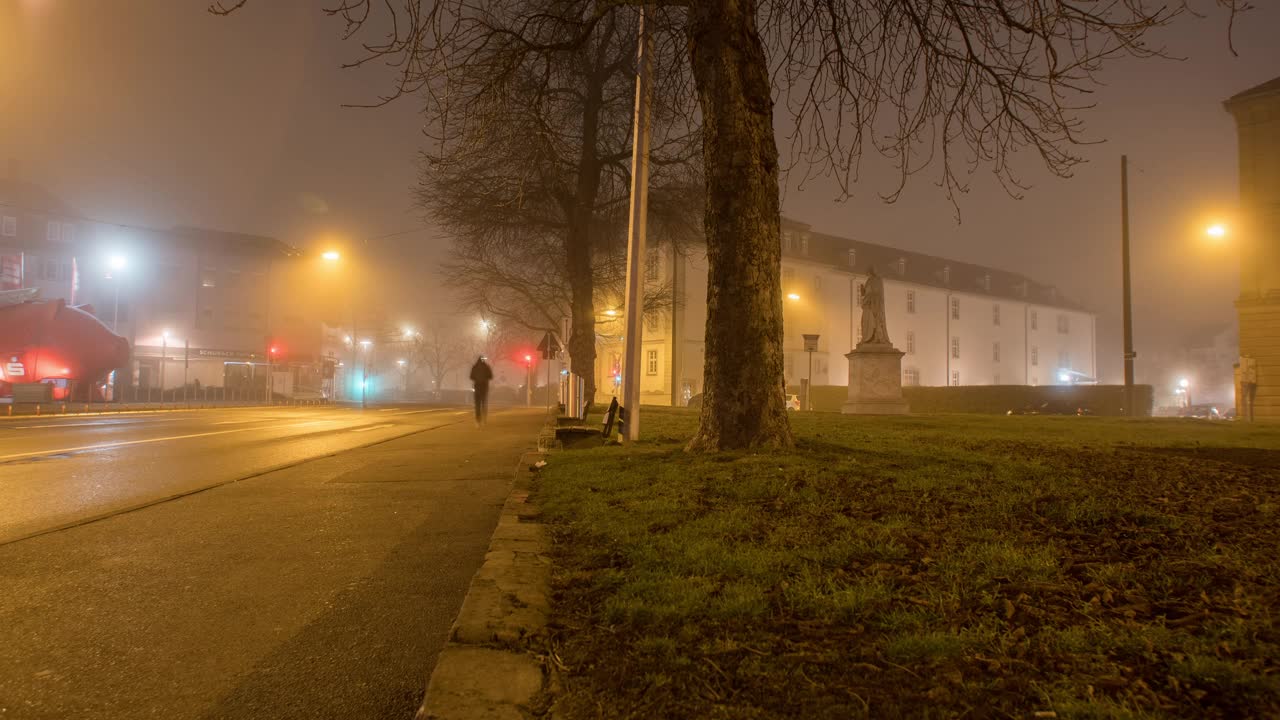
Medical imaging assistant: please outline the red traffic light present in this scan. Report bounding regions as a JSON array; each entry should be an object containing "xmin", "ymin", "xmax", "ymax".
[
  {"xmin": 523, "ymin": 354, "xmax": 533, "ymax": 365},
  {"xmin": 269, "ymin": 345, "xmax": 281, "ymax": 356}
]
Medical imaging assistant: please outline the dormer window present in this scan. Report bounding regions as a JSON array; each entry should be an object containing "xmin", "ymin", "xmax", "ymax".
[
  {"xmin": 942, "ymin": 266, "xmax": 951, "ymax": 285},
  {"xmin": 847, "ymin": 248, "xmax": 856, "ymax": 268},
  {"xmin": 896, "ymin": 257, "xmax": 906, "ymax": 276},
  {"xmin": 981, "ymin": 274, "xmax": 991, "ymax": 291},
  {"xmin": 800, "ymin": 234, "xmax": 809, "ymax": 256},
  {"xmin": 782, "ymin": 230, "xmax": 794, "ymax": 252}
]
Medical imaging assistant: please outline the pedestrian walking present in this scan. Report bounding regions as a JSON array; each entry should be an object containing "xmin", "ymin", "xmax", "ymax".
[{"xmin": 469, "ymin": 355, "xmax": 493, "ymax": 426}]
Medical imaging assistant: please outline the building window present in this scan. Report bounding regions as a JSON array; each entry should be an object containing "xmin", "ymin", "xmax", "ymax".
[
  {"xmin": 646, "ymin": 249, "xmax": 661, "ymax": 283},
  {"xmin": 951, "ymin": 336, "xmax": 960, "ymax": 359},
  {"xmin": 903, "ymin": 368, "xmax": 920, "ymax": 386},
  {"xmin": 1031, "ymin": 346, "xmax": 1039, "ymax": 366},
  {"xmin": 896, "ymin": 257, "xmax": 906, "ymax": 276},
  {"xmin": 646, "ymin": 349, "xmax": 659, "ymax": 375},
  {"xmin": 993, "ymin": 342, "xmax": 1001, "ymax": 363},
  {"xmin": 783, "ymin": 267, "xmax": 795, "ymax": 282},
  {"xmin": 645, "ymin": 311, "xmax": 659, "ymax": 333},
  {"xmin": 782, "ymin": 231, "xmax": 793, "ymax": 252},
  {"xmin": 1057, "ymin": 315, "xmax": 1070, "ymax": 334},
  {"xmin": 950, "ymin": 297, "xmax": 960, "ymax": 320},
  {"xmin": 43, "ymin": 259, "xmax": 58, "ymax": 281},
  {"xmin": 951, "ymin": 370, "xmax": 960, "ymax": 386},
  {"xmin": 46, "ymin": 221, "xmax": 60, "ymax": 242},
  {"xmin": 993, "ymin": 304, "xmax": 1001, "ymax": 326},
  {"xmin": 993, "ymin": 373, "xmax": 1001, "ymax": 385},
  {"xmin": 906, "ymin": 290, "xmax": 916, "ymax": 314},
  {"xmin": 800, "ymin": 235, "xmax": 809, "ymax": 256},
  {"xmin": 1030, "ymin": 310, "xmax": 1038, "ymax": 330},
  {"xmin": 981, "ymin": 274, "xmax": 991, "ymax": 291},
  {"xmin": 61, "ymin": 223, "xmax": 75, "ymax": 242},
  {"xmin": 1, "ymin": 216, "xmax": 15, "ymax": 236},
  {"xmin": 942, "ymin": 266, "xmax": 951, "ymax": 285},
  {"xmin": 906, "ymin": 331, "xmax": 916, "ymax": 355},
  {"xmin": 847, "ymin": 248, "xmax": 856, "ymax": 268}
]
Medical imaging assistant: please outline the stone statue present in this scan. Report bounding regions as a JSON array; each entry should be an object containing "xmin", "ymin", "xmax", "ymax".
[{"xmin": 858, "ymin": 267, "xmax": 891, "ymax": 346}]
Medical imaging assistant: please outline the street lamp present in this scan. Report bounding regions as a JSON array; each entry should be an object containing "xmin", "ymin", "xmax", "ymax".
[
  {"xmin": 1206, "ymin": 224, "xmax": 1227, "ymax": 239},
  {"xmin": 1179, "ymin": 377, "xmax": 1192, "ymax": 408},
  {"xmin": 787, "ymin": 293, "xmax": 801, "ymax": 301},
  {"xmin": 322, "ymin": 250, "xmax": 341, "ymax": 261}
]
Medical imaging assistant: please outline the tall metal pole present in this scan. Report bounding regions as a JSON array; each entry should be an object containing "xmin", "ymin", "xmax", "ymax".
[
  {"xmin": 1121, "ymin": 155, "xmax": 1135, "ymax": 416},
  {"xmin": 620, "ymin": 5, "xmax": 654, "ymax": 443}
]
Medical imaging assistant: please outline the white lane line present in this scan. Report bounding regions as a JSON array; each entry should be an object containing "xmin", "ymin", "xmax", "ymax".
[
  {"xmin": 0, "ymin": 420, "xmax": 337, "ymax": 462},
  {"xmin": 351, "ymin": 423, "xmax": 395, "ymax": 433},
  {"xmin": 377, "ymin": 408, "xmax": 398, "ymax": 412},
  {"xmin": 8, "ymin": 418, "xmax": 190, "ymax": 429}
]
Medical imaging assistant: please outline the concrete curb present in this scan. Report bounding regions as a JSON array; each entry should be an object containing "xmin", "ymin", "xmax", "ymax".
[{"xmin": 415, "ymin": 450, "xmax": 551, "ymax": 720}]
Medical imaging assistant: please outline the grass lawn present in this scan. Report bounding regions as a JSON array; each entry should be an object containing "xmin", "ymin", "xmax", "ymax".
[{"xmin": 535, "ymin": 409, "xmax": 1280, "ymax": 719}]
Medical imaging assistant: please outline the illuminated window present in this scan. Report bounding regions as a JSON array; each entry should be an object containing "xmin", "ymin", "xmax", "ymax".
[
  {"xmin": 906, "ymin": 331, "xmax": 916, "ymax": 355},
  {"xmin": 950, "ymin": 297, "xmax": 960, "ymax": 320},
  {"xmin": 981, "ymin": 274, "xmax": 991, "ymax": 291},
  {"xmin": 896, "ymin": 257, "xmax": 906, "ymax": 276},
  {"xmin": 782, "ymin": 231, "xmax": 794, "ymax": 252},
  {"xmin": 906, "ymin": 290, "xmax": 916, "ymax": 314},
  {"xmin": 993, "ymin": 304, "xmax": 1001, "ymax": 326},
  {"xmin": 783, "ymin": 267, "xmax": 795, "ymax": 282},
  {"xmin": 646, "ymin": 349, "xmax": 659, "ymax": 375},
  {"xmin": 1, "ymin": 216, "xmax": 15, "ymax": 236},
  {"xmin": 951, "ymin": 370, "xmax": 960, "ymax": 386},
  {"xmin": 951, "ymin": 336, "xmax": 960, "ymax": 359},
  {"xmin": 903, "ymin": 368, "xmax": 920, "ymax": 386},
  {"xmin": 1030, "ymin": 310, "xmax": 1039, "ymax": 330},
  {"xmin": 993, "ymin": 342, "xmax": 1001, "ymax": 363},
  {"xmin": 847, "ymin": 248, "xmax": 857, "ymax": 268},
  {"xmin": 800, "ymin": 235, "xmax": 809, "ymax": 256}
]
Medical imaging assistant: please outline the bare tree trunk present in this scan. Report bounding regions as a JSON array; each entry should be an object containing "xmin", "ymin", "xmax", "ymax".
[
  {"xmin": 565, "ymin": 57, "xmax": 609, "ymax": 413},
  {"xmin": 686, "ymin": 0, "xmax": 793, "ymax": 452}
]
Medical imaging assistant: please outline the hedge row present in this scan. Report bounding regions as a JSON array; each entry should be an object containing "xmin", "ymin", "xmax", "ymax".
[{"xmin": 789, "ymin": 384, "xmax": 1154, "ymax": 416}]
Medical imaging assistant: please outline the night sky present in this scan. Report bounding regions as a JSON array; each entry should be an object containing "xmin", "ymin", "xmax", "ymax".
[{"xmin": 3, "ymin": 0, "xmax": 1277, "ymax": 390}]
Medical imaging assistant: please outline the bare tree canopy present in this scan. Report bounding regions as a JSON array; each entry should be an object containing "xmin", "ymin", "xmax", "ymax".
[{"xmin": 212, "ymin": 0, "xmax": 1246, "ymax": 450}]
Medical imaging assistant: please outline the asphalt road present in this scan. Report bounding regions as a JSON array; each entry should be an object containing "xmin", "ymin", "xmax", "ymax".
[{"xmin": 0, "ymin": 404, "xmax": 545, "ymax": 719}]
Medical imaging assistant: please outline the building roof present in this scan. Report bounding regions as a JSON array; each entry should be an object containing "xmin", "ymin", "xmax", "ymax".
[
  {"xmin": 169, "ymin": 226, "xmax": 300, "ymax": 259},
  {"xmin": 782, "ymin": 218, "xmax": 1086, "ymax": 311},
  {"xmin": 0, "ymin": 178, "xmax": 83, "ymax": 218},
  {"xmin": 1224, "ymin": 75, "xmax": 1280, "ymax": 113},
  {"xmin": 1227, "ymin": 75, "xmax": 1280, "ymax": 104}
]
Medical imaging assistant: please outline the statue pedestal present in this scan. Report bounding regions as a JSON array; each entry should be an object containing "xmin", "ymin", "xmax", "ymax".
[{"xmin": 842, "ymin": 343, "xmax": 909, "ymax": 415}]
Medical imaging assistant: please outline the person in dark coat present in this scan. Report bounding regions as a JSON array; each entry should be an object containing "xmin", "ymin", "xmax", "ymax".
[{"xmin": 469, "ymin": 356, "xmax": 494, "ymax": 426}]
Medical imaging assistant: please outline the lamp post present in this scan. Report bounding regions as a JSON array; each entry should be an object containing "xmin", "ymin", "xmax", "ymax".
[
  {"xmin": 161, "ymin": 329, "xmax": 169, "ymax": 402},
  {"xmin": 359, "ymin": 339, "xmax": 372, "ymax": 408},
  {"xmin": 108, "ymin": 255, "xmax": 127, "ymax": 332},
  {"xmin": 1179, "ymin": 377, "xmax": 1191, "ymax": 409}
]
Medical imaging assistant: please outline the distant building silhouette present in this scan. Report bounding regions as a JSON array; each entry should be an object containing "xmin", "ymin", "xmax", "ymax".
[{"xmin": 1224, "ymin": 76, "xmax": 1280, "ymax": 419}]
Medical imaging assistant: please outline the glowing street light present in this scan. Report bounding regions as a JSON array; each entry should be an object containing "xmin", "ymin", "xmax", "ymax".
[
  {"xmin": 359, "ymin": 339, "xmax": 373, "ymax": 349},
  {"xmin": 1206, "ymin": 224, "xmax": 1227, "ymax": 239},
  {"xmin": 108, "ymin": 255, "xmax": 127, "ymax": 271},
  {"xmin": 402, "ymin": 326, "xmax": 417, "ymax": 340},
  {"xmin": 1178, "ymin": 377, "xmax": 1190, "ymax": 389},
  {"xmin": 322, "ymin": 250, "xmax": 341, "ymax": 261},
  {"xmin": 787, "ymin": 293, "xmax": 801, "ymax": 301},
  {"xmin": 605, "ymin": 309, "xmax": 618, "ymax": 317}
]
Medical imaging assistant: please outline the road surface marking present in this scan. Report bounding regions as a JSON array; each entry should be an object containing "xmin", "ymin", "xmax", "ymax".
[
  {"xmin": 351, "ymin": 423, "xmax": 395, "ymax": 433},
  {"xmin": 11, "ymin": 419, "xmax": 189, "ymax": 429},
  {"xmin": 0, "ymin": 421, "xmax": 337, "ymax": 462}
]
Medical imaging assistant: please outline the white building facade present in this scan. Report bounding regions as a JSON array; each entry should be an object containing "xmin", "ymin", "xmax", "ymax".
[{"xmin": 595, "ymin": 218, "xmax": 1096, "ymax": 406}]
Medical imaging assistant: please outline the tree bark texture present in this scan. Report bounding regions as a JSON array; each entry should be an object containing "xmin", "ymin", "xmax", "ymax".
[{"xmin": 686, "ymin": 0, "xmax": 793, "ymax": 452}]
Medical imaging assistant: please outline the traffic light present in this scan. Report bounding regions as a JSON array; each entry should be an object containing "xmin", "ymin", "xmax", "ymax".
[{"xmin": 523, "ymin": 353, "xmax": 533, "ymax": 367}]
